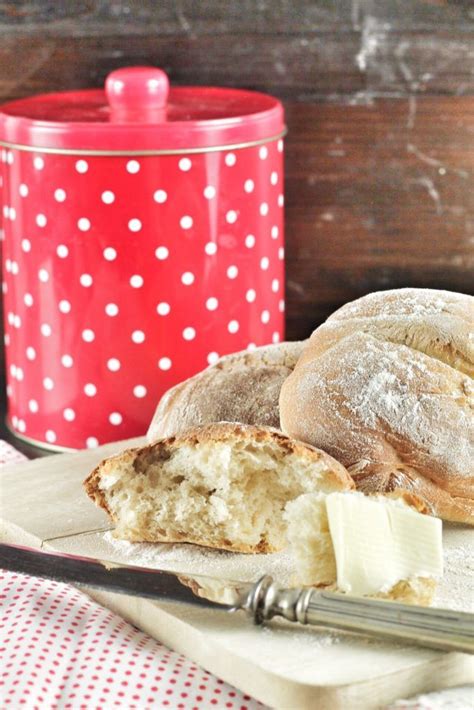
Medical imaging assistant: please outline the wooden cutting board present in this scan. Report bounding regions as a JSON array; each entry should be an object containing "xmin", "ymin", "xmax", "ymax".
[{"xmin": 0, "ymin": 438, "xmax": 473, "ymax": 710}]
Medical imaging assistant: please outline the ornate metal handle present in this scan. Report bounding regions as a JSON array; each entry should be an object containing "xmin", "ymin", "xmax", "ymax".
[{"xmin": 239, "ymin": 576, "xmax": 474, "ymax": 654}]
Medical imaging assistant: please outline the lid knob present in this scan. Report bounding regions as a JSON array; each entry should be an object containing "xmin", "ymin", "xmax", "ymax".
[{"xmin": 105, "ymin": 67, "xmax": 169, "ymax": 116}]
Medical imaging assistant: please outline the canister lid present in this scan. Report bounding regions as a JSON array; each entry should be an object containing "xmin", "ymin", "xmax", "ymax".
[{"xmin": 0, "ymin": 67, "xmax": 284, "ymax": 152}]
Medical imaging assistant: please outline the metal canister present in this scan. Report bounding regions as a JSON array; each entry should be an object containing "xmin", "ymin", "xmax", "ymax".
[{"xmin": 0, "ymin": 66, "xmax": 285, "ymax": 450}]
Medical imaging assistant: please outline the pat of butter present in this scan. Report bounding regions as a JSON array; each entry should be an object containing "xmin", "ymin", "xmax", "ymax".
[{"xmin": 325, "ymin": 493, "xmax": 443, "ymax": 596}]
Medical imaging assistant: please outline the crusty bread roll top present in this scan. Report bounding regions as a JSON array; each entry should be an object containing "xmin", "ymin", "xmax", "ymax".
[
  {"xmin": 280, "ymin": 288, "xmax": 474, "ymax": 525},
  {"xmin": 147, "ymin": 341, "xmax": 305, "ymax": 441}
]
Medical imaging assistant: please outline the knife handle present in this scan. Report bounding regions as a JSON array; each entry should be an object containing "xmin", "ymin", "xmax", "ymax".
[{"xmin": 241, "ymin": 576, "xmax": 474, "ymax": 654}]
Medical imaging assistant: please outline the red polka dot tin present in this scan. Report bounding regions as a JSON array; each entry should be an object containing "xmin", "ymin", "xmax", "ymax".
[{"xmin": 0, "ymin": 67, "xmax": 285, "ymax": 450}]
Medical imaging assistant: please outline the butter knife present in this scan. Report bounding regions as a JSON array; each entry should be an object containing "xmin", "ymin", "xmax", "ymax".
[{"xmin": 1, "ymin": 542, "xmax": 472, "ymax": 654}]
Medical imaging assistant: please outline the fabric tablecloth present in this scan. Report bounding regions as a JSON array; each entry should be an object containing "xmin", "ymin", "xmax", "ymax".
[{"xmin": 0, "ymin": 440, "xmax": 472, "ymax": 709}]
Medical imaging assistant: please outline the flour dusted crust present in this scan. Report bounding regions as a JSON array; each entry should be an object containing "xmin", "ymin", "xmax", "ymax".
[
  {"xmin": 84, "ymin": 423, "xmax": 354, "ymax": 553},
  {"xmin": 147, "ymin": 341, "xmax": 305, "ymax": 441},
  {"xmin": 297, "ymin": 288, "xmax": 473, "ymax": 376},
  {"xmin": 280, "ymin": 289, "xmax": 474, "ymax": 524}
]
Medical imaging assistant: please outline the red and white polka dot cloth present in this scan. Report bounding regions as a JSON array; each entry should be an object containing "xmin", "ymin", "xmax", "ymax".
[
  {"xmin": 0, "ymin": 441, "xmax": 472, "ymax": 709},
  {"xmin": 0, "ymin": 571, "xmax": 265, "ymax": 710}
]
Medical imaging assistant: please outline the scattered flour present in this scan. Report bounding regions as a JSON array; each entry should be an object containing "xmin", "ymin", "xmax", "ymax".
[
  {"xmin": 434, "ymin": 540, "xmax": 474, "ymax": 613},
  {"xmin": 390, "ymin": 685, "xmax": 474, "ymax": 709},
  {"xmin": 103, "ymin": 530, "xmax": 296, "ymax": 587},
  {"xmin": 329, "ymin": 288, "xmax": 468, "ymax": 320}
]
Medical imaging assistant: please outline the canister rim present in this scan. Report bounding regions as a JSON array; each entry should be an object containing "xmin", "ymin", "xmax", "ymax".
[
  {"xmin": 0, "ymin": 85, "xmax": 284, "ymax": 152},
  {"xmin": 0, "ymin": 129, "xmax": 286, "ymax": 156}
]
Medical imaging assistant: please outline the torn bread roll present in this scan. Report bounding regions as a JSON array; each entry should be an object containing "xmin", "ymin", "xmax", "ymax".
[
  {"xmin": 284, "ymin": 491, "xmax": 443, "ymax": 605},
  {"xmin": 147, "ymin": 341, "xmax": 305, "ymax": 441},
  {"xmin": 84, "ymin": 423, "xmax": 354, "ymax": 553},
  {"xmin": 280, "ymin": 288, "xmax": 474, "ymax": 524}
]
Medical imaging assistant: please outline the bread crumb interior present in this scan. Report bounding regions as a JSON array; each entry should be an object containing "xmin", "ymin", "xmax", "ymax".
[
  {"xmin": 99, "ymin": 439, "xmax": 333, "ymax": 551},
  {"xmin": 284, "ymin": 492, "xmax": 336, "ymax": 585}
]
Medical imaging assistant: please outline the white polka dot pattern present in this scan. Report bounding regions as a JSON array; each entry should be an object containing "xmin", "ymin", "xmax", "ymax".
[
  {"xmin": 206, "ymin": 297, "xmax": 218, "ymax": 311},
  {"xmin": 153, "ymin": 189, "xmax": 167, "ymax": 203},
  {"xmin": 130, "ymin": 275, "xmax": 144, "ymax": 288},
  {"xmin": 132, "ymin": 330, "xmax": 146, "ymax": 343},
  {"xmin": 101, "ymin": 189, "xmax": 115, "ymax": 204},
  {"xmin": 182, "ymin": 327, "xmax": 196, "ymax": 341},
  {"xmin": 179, "ymin": 157, "xmax": 192, "ymax": 171},
  {"xmin": 79, "ymin": 274, "xmax": 93, "ymax": 287},
  {"xmin": 77, "ymin": 217, "xmax": 91, "ymax": 231},
  {"xmin": 126, "ymin": 159, "xmax": 140, "ymax": 174},
  {"xmin": 82, "ymin": 329, "xmax": 95, "ymax": 342},
  {"xmin": 1, "ymin": 140, "xmax": 284, "ymax": 448},
  {"xmin": 157, "ymin": 302, "xmax": 170, "ymax": 316},
  {"xmin": 181, "ymin": 271, "xmax": 195, "ymax": 285},
  {"xmin": 107, "ymin": 358, "xmax": 121, "ymax": 372},
  {"xmin": 180, "ymin": 215, "xmax": 193, "ymax": 230},
  {"xmin": 75, "ymin": 159, "xmax": 88, "ymax": 173},
  {"xmin": 205, "ymin": 242, "xmax": 217, "ymax": 255},
  {"xmin": 103, "ymin": 247, "xmax": 117, "ymax": 261},
  {"xmin": 128, "ymin": 218, "xmax": 142, "ymax": 232},
  {"xmin": 105, "ymin": 303, "xmax": 119, "ymax": 316},
  {"xmin": 158, "ymin": 357, "xmax": 172, "ymax": 371},
  {"xmin": 58, "ymin": 299, "xmax": 71, "ymax": 313}
]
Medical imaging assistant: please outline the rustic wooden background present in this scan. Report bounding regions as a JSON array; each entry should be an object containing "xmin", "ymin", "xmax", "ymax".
[{"xmin": 0, "ymin": 0, "xmax": 473, "ymax": 343}]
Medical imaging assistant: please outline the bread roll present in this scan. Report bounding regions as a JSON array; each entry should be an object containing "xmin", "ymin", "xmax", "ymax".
[
  {"xmin": 280, "ymin": 288, "xmax": 474, "ymax": 524},
  {"xmin": 147, "ymin": 341, "xmax": 305, "ymax": 441},
  {"xmin": 84, "ymin": 423, "xmax": 354, "ymax": 553}
]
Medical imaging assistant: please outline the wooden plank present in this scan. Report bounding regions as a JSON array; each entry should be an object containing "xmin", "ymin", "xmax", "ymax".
[
  {"xmin": 283, "ymin": 95, "xmax": 474, "ymax": 337},
  {"xmin": 0, "ymin": 31, "xmax": 473, "ymax": 103},
  {"xmin": 0, "ymin": 0, "xmax": 473, "ymax": 35}
]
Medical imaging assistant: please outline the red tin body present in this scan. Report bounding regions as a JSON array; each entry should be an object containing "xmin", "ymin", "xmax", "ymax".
[{"xmin": 0, "ymin": 68, "xmax": 285, "ymax": 450}]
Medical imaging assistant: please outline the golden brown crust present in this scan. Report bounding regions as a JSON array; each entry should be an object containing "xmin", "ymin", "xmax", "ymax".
[
  {"xmin": 84, "ymin": 422, "xmax": 355, "ymax": 553},
  {"xmin": 111, "ymin": 525, "xmax": 275, "ymax": 554},
  {"xmin": 280, "ymin": 289, "xmax": 474, "ymax": 525},
  {"xmin": 374, "ymin": 577, "xmax": 436, "ymax": 606},
  {"xmin": 83, "ymin": 448, "xmax": 137, "ymax": 518},
  {"xmin": 147, "ymin": 341, "xmax": 306, "ymax": 441}
]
